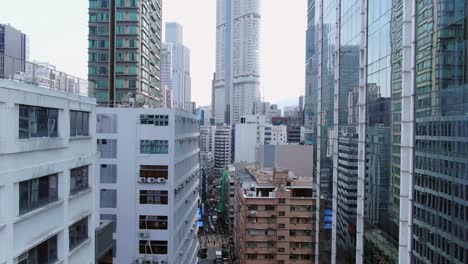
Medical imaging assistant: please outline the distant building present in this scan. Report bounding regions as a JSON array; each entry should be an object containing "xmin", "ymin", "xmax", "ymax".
[
  {"xmin": 283, "ymin": 105, "xmax": 300, "ymax": 118},
  {"xmin": 164, "ymin": 22, "xmax": 192, "ymax": 111},
  {"xmin": 256, "ymin": 144, "xmax": 314, "ymax": 178},
  {"xmin": 96, "ymin": 108, "xmax": 199, "ymax": 264},
  {"xmin": 0, "ymin": 78, "xmax": 99, "ymax": 264},
  {"xmin": 196, "ymin": 106, "xmax": 212, "ymax": 125},
  {"xmin": 213, "ymin": 125, "xmax": 232, "ymax": 175},
  {"xmin": 0, "ymin": 24, "xmax": 29, "ymax": 78},
  {"xmin": 161, "ymin": 85, "xmax": 172, "ymax": 108},
  {"xmin": 233, "ymin": 166, "xmax": 315, "ymax": 263},
  {"xmin": 214, "ymin": 0, "xmax": 261, "ymax": 124}
]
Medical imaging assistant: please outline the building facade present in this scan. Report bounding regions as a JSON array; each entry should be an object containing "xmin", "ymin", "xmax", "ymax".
[
  {"xmin": 88, "ymin": 0, "xmax": 162, "ymax": 107},
  {"xmin": 96, "ymin": 108, "xmax": 199, "ymax": 264},
  {"xmin": 213, "ymin": 125, "xmax": 232, "ymax": 175},
  {"xmin": 306, "ymin": 0, "xmax": 468, "ymax": 263},
  {"xmin": 164, "ymin": 22, "xmax": 191, "ymax": 111},
  {"xmin": 214, "ymin": 0, "xmax": 261, "ymax": 124},
  {"xmin": 0, "ymin": 78, "xmax": 99, "ymax": 264},
  {"xmin": 233, "ymin": 167, "xmax": 315, "ymax": 264},
  {"xmin": 0, "ymin": 24, "xmax": 29, "ymax": 79}
]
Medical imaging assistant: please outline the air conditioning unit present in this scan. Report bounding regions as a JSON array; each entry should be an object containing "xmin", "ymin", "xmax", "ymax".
[
  {"xmin": 250, "ymin": 211, "xmax": 257, "ymax": 215},
  {"xmin": 148, "ymin": 177, "xmax": 156, "ymax": 184},
  {"xmin": 134, "ymin": 257, "xmax": 144, "ymax": 264},
  {"xmin": 186, "ymin": 178, "xmax": 189, "ymax": 183},
  {"xmin": 144, "ymin": 259, "xmax": 152, "ymax": 264},
  {"xmin": 139, "ymin": 231, "xmax": 149, "ymax": 238},
  {"xmin": 190, "ymin": 227, "xmax": 194, "ymax": 232},
  {"xmin": 139, "ymin": 177, "xmax": 147, "ymax": 183},
  {"xmin": 158, "ymin": 178, "xmax": 166, "ymax": 184}
]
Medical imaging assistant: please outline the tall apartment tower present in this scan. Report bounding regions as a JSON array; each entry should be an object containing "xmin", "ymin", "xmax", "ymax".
[
  {"xmin": 214, "ymin": 0, "xmax": 261, "ymax": 124},
  {"xmin": 0, "ymin": 24, "xmax": 29, "ymax": 78},
  {"xmin": 88, "ymin": 0, "xmax": 162, "ymax": 107},
  {"xmin": 163, "ymin": 22, "xmax": 191, "ymax": 111},
  {"xmin": 306, "ymin": 0, "xmax": 468, "ymax": 263},
  {"xmin": 96, "ymin": 108, "xmax": 200, "ymax": 264}
]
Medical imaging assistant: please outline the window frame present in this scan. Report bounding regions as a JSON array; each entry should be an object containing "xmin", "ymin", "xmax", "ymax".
[{"xmin": 70, "ymin": 165, "xmax": 90, "ymax": 194}]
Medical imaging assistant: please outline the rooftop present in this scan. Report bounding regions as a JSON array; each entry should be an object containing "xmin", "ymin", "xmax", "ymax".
[{"xmin": 0, "ymin": 54, "xmax": 93, "ymax": 97}]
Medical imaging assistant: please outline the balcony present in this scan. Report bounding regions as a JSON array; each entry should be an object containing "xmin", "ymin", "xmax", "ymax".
[{"xmin": 0, "ymin": 54, "xmax": 93, "ymax": 97}]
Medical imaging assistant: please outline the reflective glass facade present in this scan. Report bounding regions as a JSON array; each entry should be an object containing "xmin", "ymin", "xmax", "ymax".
[
  {"xmin": 412, "ymin": 0, "xmax": 468, "ymax": 263},
  {"xmin": 307, "ymin": 0, "xmax": 468, "ymax": 263}
]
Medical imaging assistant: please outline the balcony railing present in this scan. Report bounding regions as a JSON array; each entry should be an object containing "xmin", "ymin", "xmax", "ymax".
[{"xmin": 0, "ymin": 54, "xmax": 94, "ymax": 97}]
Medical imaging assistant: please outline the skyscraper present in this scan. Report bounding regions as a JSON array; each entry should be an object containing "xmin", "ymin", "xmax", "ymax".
[
  {"xmin": 0, "ymin": 24, "xmax": 29, "ymax": 78},
  {"xmin": 214, "ymin": 0, "xmax": 261, "ymax": 124},
  {"xmin": 88, "ymin": 0, "xmax": 162, "ymax": 107},
  {"xmin": 305, "ymin": 0, "xmax": 468, "ymax": 263},
  {"xmin": 163, "ymin": 22, "xmax": 191, "ymax": 111}
]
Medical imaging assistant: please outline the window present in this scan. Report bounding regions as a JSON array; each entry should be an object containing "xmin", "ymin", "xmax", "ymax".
[
  {"xmin": 70, "ymin": 111, "xmax": 90, "ymax": 137},
  {"xmin": 70, "ymin": 166, "xmax": 89, "ymax": 194},
  {"xmin": 265, "ymin": 205, "xmax": 275, "ymax": 211},
  {"xmin": 19, "ymin": 174, "xmax": 58, "ymax": 215},
  {"xmin": 279, "ymin": 198, "xmax": 286, "ymax": 204},
  {"xmin": 278, "ymin": 235, "xmax": 285, "ymax": 241},
  {"xmin": 140, "ymin": 190, "xmax": 168, "ymax": 204},
  {"xmin": 139, "ymin": 240, "xmax": 167, "ymax": 254},
  {"xmin": 101, "ymin": 164, "xmax": 117, "ymax": 183},
  {"xmin": 139, "ymin": 215, "xmax": 168, "ymax": 230},
  {"xmin": 97, "ymin": 114, "xmax": 117, "ymax": 133},
  {"xmin": 19, "ymin": 105, "xmax": 58, "ymax": 139},
  {"xmin": 100, "ymin": 189, "xmax": 117, "ymax": 208},
  {"xmin": 265, "ymin": 254, "xmax": 274, "ymax": 260},
  {"xmin": 140, "ymin": 114, "xmax": 169, "ymax": 126},
  {"xmin": 18, "ymin": 235, "xmax": 57, "ymax": 264},
  {"xmin": 278, "ymin": 211, "xmax": 285, "ymax": 217},
  {"xmin": 140, "ymin": 165, "xmax": 168, "ymax": 179},
  {"xmin": 278, "ymin": 223, "xmax": 285, "ymax": 228},
  {"xmin": 140, "ymin": 140, "xmax": 168, "ymax": 154},
  {"xmin": 247, "ymin": 254, "xmax": 257, "ymax": 260},
  {"xmin": 248, "ymin": 229, "xmax": 258, "ymax": 235},
  {"xmin": 69, "ymin": 217, "xmax": 88, "ymax": 250},
  {"xmin": 278, "ymin": 248, "xmax": 285, "ymax": 253},
  {"xmin": 97, "ymin": 139, "xmax": 117, "ymax": 158},
  {"xmin": 247, "ymin": 205, "xmax": 258, "ymax": 211}
]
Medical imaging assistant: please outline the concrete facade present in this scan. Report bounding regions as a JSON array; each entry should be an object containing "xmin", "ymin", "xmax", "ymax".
[
  {"xmin": 255, "ymin": 145, "xmax": 314, "ymax": 178},
  {"xmin": 0, "ymin": 79, "xmax": 98, "ymax": 264},
  {"xmin": 96, "ymin": 108, "xmax": 199, "ymax": 264}
]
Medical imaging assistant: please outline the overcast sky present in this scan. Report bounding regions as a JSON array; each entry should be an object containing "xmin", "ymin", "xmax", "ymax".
[{"xmin": 0, "ymin": 0, "xmax": 306, "ymax": 108}]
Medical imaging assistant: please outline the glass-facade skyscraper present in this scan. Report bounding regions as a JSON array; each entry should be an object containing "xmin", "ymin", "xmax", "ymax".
[
  {"xmin": 88, "ymin": 0, "xmax": 162, "ymax": 107},
  {"xmin": 305, "ymin": 0, "xmax": 468, "ymax": 263}
]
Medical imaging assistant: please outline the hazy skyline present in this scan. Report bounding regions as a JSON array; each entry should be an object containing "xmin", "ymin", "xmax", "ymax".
[{"xmin": 0, "ymin": 0, "xmax": 306, "ymax": 108}]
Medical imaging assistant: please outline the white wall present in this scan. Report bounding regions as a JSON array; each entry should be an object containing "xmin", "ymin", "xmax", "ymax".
[
  {"xmin": 97, "ymin": 108, "xmax": 199, "ymax": 264},
  {"xmin": 234, "ymin": 124, "xmax": 257, "ymax": 163},
  {"xmin": 0, "ymin": 79, "xmax": 98, "ymax": 264}
]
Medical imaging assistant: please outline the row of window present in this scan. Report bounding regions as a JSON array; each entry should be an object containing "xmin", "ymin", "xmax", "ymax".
[
  {"xmin": 246, "ymin": 254, "xmax": 312, "ymax": 260},
  {"xmin": 19, "ymin": 166, "xmax": 89, "ymax": 215},
  {"xmin": 18, "ymin": 217, "xmax": 89, "ymax": 263},
  {"xmin": 19, "ymin": 105, "xmax": 90, "ymax": 139},
  {"xmin": 140, "ymin": 140, "xmax": 168, "ymax": 154},
  {"xmin": 140, "ymin": 114, "xmax": 169, "ymax": 126}
]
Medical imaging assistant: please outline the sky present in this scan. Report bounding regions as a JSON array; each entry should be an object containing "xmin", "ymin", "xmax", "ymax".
[{"xmin": 0, "ymin": 0, "xmax": 307, "ymax": 109}]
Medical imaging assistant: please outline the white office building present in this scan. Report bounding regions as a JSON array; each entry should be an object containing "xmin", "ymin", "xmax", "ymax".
[
  {"xmin": 164, "ymin": 23, "xmax": 191, "ymax": 111},
  {"xmin": 96, "ymin": 108, "xmax": 199, "ymax": 264},
  {"xmin": 0, "ymin": 78, "xmax": 99, "ymax": 264},
  {"xmin": 214, "ymin": 0, "xmax": 261, "ymax": 124},
  {"xmin": 213, "ymin": 125, "xmax": 232, "ymax": 175}
]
